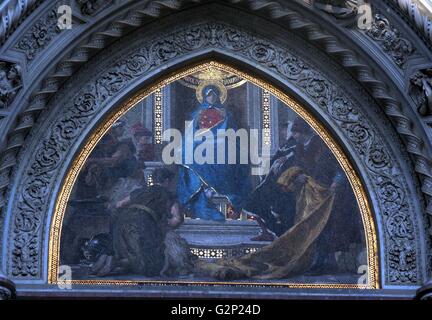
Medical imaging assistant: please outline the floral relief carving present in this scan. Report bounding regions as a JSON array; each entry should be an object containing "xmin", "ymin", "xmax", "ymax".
[
  {"xmin": 366, "ymin": 14, "xmax": 415, "ymax": 68},
  {"xmin": 15, "ymin": 10, "xmax": 61, "ymax": 61},
  {"xmin": 367, "ymin": 144, "xmax": 390, "ymax": 169}
]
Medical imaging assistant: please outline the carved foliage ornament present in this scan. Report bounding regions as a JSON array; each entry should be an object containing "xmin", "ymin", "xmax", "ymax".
[
  {"xmin": 366, "ymin": 14, "xmax": 415, "ymax": 67},
  {"xmin": 0, "ymin": 0, "xmax": 430, "ymax": 46},
  {"xmin": 9, "ymin": 22, "xmax": 419, "ymax": 285}
]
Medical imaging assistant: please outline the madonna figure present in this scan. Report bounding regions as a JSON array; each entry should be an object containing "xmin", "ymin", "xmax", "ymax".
[{"xmin": 177, "ymin": 83, "xmax": 251, "ymax": 221}]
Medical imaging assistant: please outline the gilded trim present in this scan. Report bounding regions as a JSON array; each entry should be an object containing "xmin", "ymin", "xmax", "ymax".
[
  {"xmin": 154, "ymin": 88, "xmax": 163, "ymax": 144},
  {"xmin": 262, "ymin": 89, "xmax": 271, "ymax": 147},
  {"xmin": 48, "ymin": 61, "xmax": 379, "ymax": 289}
]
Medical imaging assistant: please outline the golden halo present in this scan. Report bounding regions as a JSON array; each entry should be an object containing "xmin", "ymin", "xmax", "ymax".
[{"xmin": 196, "ymin": 80, "xmax": 227, "ymax": 104}]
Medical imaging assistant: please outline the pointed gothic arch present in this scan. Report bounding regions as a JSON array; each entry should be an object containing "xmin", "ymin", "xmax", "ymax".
[{"xmin": 0, "ymin": 1, "xmax": 430, "ymax": 299}]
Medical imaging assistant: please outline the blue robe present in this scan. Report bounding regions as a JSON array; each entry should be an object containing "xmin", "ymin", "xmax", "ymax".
[{"xmin": 177, "ymin": 101, "xmax": 251, "ymax": 221}]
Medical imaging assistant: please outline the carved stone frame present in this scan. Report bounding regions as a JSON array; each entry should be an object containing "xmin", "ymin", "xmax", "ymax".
[{"xmin": 0, "ymin": 4, "xmax": 428, "ymax": 297}]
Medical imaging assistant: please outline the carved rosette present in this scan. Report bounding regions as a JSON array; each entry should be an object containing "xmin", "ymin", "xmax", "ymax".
[
  {"xmin": 8, "ymin": 21, "xmax": 420, "ymax": 286},
  {"xmin": 15, "ymin": 9, "xmax": 61, "ymax": 61}
]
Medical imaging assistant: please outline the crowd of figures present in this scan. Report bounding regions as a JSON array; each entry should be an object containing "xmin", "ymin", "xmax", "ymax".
[
  {"xmin": 74, "ymin": 119, "xmax": 154, "ymax": 208},
  {"xmin": 63, "ymin": 85, "xmax": 365, "ymax": 281},
  {"xmin": 200, "ymin": 117, "xmax": 365, "ymax": 280},
  {"xmin": 66, "ymin": 119, "xmax": 197, "ymax": 277}
]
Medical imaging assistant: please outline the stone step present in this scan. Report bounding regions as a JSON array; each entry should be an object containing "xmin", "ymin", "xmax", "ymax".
[{"xmin": 177, "ymin": 218, "xmax": 270, "ymax": 248}]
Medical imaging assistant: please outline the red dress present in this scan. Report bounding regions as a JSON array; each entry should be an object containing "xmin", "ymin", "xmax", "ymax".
[{"xmin": 198, "ymin": 107, "xmax": 225, "ymax": 129}]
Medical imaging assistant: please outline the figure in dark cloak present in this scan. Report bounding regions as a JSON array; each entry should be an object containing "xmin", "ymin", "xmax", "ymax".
[
  {"xmin": 247, "ymin": 116, "xmax": 363, "ymax": 272},
  {"xmin": 286, "ymin": 118, "xmax": 362, "ymax": 273},
  {"xmin": 91, "ymin": 168, "xmax": 181, "ymax": 277},
  {"xmin": 246, "ymin": 117, "xmax": 346, "ymax": 238}
]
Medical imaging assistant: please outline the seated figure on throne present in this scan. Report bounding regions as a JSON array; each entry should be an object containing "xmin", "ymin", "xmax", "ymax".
[{"xmin": 177, "ymin": 83, "xmax": 251, "ymax": 221}]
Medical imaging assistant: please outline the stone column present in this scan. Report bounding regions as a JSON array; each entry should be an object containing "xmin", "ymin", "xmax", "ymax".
[{"xmin": 0, "ymin": 271, "xmax": 16, "ymax": 300}]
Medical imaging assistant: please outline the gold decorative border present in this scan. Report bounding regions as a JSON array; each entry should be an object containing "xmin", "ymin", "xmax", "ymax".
[
  {"xmin": 57, "ymin": 279, "xmax": 371, "ymax": 289},
  {"xmin": 48, "ymin": 61, "xmax": 379, "ymax": 289},
  {"xmin": 154, "ymin": 88, "xmax": 163, "ymax": 144},
  {"xmin": 262, "ymin": 89, "xmax": 271, "ymax": 147}
]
